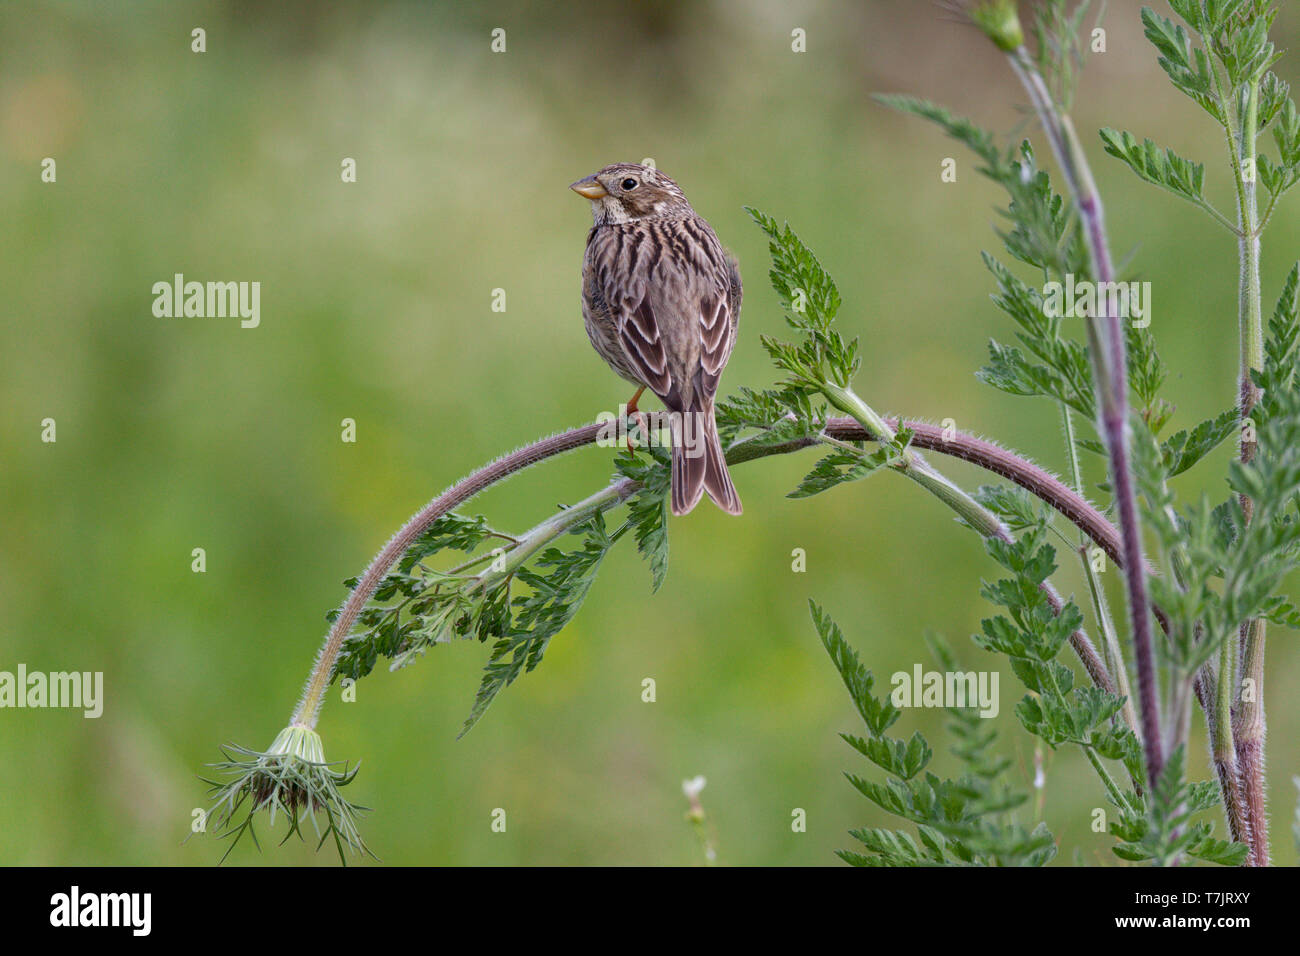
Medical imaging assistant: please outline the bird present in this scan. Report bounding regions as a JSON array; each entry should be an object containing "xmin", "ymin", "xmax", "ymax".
[{"xmin": 570, "ymin": 163, "xmax": 743, "ymax": 516}]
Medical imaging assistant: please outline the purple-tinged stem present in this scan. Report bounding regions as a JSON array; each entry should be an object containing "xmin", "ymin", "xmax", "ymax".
[{"xmin": 1008, "ymin": 47, "xmax": 1164, "ymax": 791}]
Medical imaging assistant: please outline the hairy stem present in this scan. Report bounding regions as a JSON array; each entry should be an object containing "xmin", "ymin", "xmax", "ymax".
[
  {"xmin": 822, "ymin": 383, "xmax": 1115, "ymax": 696},
  {"xmin": 1061, "ymin": 403, "xmax": 1137, "ymax": 738},
  {"xmin": 294, "ymin": 409, "xmax": 1174, "ymax": 736},
  {"xmin": 1233, "ymin": 76, "xmax": 1269, "ymax": 867},
  {"xmin": 291, "ymin": 424, "xmax": 606, "ymax": 729},
  {"xmin": 1009, "ymin": 45, "xmax": 1163, "ymax": 792}
]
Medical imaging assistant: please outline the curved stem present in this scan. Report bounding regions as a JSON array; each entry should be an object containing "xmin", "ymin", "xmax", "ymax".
[
  {"xmin": 823, "ymin": 383, "xmax": 1114, "ymax": 694},
  {"xmin": 294, "ymin": 411, "xmax": 1152, "ymax": 733},
  {"xmin": 291, "ymin": 424, "xmax": 604, "ymax": 728}
]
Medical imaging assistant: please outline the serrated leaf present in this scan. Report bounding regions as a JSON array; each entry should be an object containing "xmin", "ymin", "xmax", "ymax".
[
  {"xmin": 1100, "ymin": 128, "xmax": 1207, "ymax": 204},
  {"xmin": 1160, "ymin": 409, "xmax": 1238, "ymax": 477},
  {"xmin": 460, "ymin": 514, "xmax": 617, "ymax": 736}
]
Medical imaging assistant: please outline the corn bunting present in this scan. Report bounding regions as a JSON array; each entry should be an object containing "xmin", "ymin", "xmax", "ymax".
[{"xmin": 570, "ymin": 163, "xmax": 742, "ymax": 515}]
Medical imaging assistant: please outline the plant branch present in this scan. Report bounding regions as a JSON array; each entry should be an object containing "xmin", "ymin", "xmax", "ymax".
[
  {"xmin": 1008, "ymin": 43, "xmax": 1163, "ymax": 792},
  {"xmin": 1061, "ymin": 402, "xmax": 1138, "ymax": 744},
  {"xmin": 1232, "ymin": 74, "xmax": 1270, "ymax": 868},
  {"xmin": 293, "ymin": 405, "xmax": 1184, "ymax": 738},
  {"xmin": 291, "ymin": 423, "xmax": 606, "ymax": 729}
]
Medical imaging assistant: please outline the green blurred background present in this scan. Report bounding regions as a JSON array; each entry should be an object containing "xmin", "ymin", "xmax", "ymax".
[{"xmin": 2, "ymin": 0, "xmax": 1297, "ymax": 865}]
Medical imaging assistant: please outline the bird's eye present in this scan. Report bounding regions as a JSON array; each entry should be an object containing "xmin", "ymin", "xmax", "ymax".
[{"xmin": 621, "ymin": 178, "xmax": 639, "ymax": 190}]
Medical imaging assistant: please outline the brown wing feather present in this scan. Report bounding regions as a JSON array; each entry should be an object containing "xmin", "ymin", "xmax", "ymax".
[
  {"xmin": 588, "ymin": 218, "xmax": 737, "ymax": 413},
  {"xmin": 582, "ymin": 214, "xmax": 743, "ymax": 516}
]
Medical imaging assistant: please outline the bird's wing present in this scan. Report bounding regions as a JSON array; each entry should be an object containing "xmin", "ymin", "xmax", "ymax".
[{"xmin": 596, "ymin": 220, "xmax": 736, "ymax": 411}]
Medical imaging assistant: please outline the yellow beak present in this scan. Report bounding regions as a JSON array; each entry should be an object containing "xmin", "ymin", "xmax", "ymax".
[{"xmin": 570, "ymin": 176, "xmax": 608, "ymax": 200}]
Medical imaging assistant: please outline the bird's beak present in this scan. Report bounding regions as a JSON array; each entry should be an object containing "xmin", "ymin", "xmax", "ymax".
[{"xmin": 570, "ymin": 176, "xmax": 608, "ymax": 200}]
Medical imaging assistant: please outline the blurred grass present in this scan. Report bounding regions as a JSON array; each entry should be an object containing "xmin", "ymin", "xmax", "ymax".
[{"xmin": 0, "ymin": 0, "xmax": 1297, "ymax": 865}]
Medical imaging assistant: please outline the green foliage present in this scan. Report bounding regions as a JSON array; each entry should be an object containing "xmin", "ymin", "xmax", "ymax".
[
  {"xmin": 1127, "ymin": 4, "xmax": 1300, "ymax": 217},
  {"xmin": 975, "ymin": 254, "xmax": 1094, "ymax": 418},
  {"xmin": 1271, "ymin": 97, "xmax": 1300, "ymax": 167},
  {"xmin": 876, "ymin": 98, "xmax": 1084, "ymax": 277},
  {"xmin": 1030, "ymin": 0, "xmax": 1094, "ymax": 110},
  {"xmin": 745, "ymin": 207, "xmax": 857, "ymax": 390},
  {"xmin": 330, "ymin": 513, "xmax": 516, "ymax": 681},
  {"xmin": 813, "ymin": 602, "xmax": 1056, "ymax": 866},
  {"xmin": 460, "ymin": 511, "xmax": 619, "ymax": 736},
  {"xmin": 873, "ymin": 96, "xmax": 1008, "ymax": 181},
  {"xmin": 973, "ymin": 521, "xmax": 1142, "ymax": 781},
  {"xmin": 1140, "ymin": 6, "xmax": 1224, "ymax": 120},
  {"xmin": 1110, "ymin": 748, "xmax": 1250, "ymax": 866},
  {"xmin": 1159, "ymin": 409, "xmax": 1238, "ymax": 478},
  {"xmin": 973, "ymin": 483, "xmax": 1048, "ymax": 534},
  {"xmin": 1134, "ymin": 374, "xmax": 1300, "ymax": 682},
  {"xmin": 1127, "ymin": 320, "xmax": 1175, "ymax": 433},
  {"xmin": 1251, "ymin": 262, "xmax": 1300, "ymax": 428},
  {"xmin": 1098, "ymin": 129, "xmax": 1207, "ymax": 205},
  {"xmin": 880, "ymin": 93, "xmax": 1179, "ymax": 459},
  {"xmin": 331, "ymin": 450, "xmax": 677, "ymax": 737},
  {"xmin": 799, "ymin": 1, "xmax": 1300, "ymax": 869},
  {"xmin": 788, "ymin": 430, "xmax": 911, "ymax": 499},
  {"xmin": 615, "ymin": 447, "xmax": 672, "ymax": 592},
  {"xmin": 314, "ymin": 0, "xmax": 1296, "ymax": 866},
  {"xmin": 727, "ymin": 211, "xmax": 914, "ymax": 501},
  {"xmin": 715, "ymin": 384, "xmax": 825, "ymax": 449}
]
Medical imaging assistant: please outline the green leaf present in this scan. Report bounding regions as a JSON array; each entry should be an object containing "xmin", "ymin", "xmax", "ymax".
[
  {"xmin": 1141, "ymin": 8, "xmax": 1222, "ymax": 120},
  {"xmin": 1099, "ymin": 128, "xmax": 1207, "ymax": 204},
  {"xmin": 616, "ymin": 449, "xmax": 671, "ymax": 592},
  {"xmin": 973, "ymin": 484, "xmax": 1047, "ymax": 534},
  {"xmin": 841, "ymin": 828, "xmax": 931, "ymax": 867},
  {"xmin": 1111, "ymin": 747, "xmax": 1244, "ymax": 866},
  {"xmin": 747, "ymin": 209, "xmax": 859, "ymax": 389},
  {"xmin": 819, "ymin": 605, "xmax": 1054, "ymax": 866},
  {"xmin": 842, "ymin": 730, "xmax": 933, "ymax": 781},
  {"xmin": 1271, "ymin": 96, "xmax": 1300, "ymax": 168},
  {"xmin": 811, "ymin": 600, "xmax": 900, "ymax": 736},
  {"xmin": 745, "ymin": 207, "xmax": 842, "ymax": 330},
  {"xmin": 460, "ymin": 513, "xmax": 617, "ymax": 736},
  {"xmin": 396, "ymin": 513, "xmax": 509, "ymax": 573},
  {"xmin": 1187, "ymin": 835, "xmax": 1251, "ymax": 866},
  {"xmin": 874, "ymin": 94, "xmax": 1008, "ymax": 178},
  {"xmin": 976, "ymin": 255, "xmax": 1096, "ymax": 417},
  {"xmin": 1258, "ymin": 72, "xmax": 1292, "ymax": 135},
  {"xmin": 1159, "ymin": 409, "xmax": 1238, "ymax": 477},
  {"xmin": 788, "ymin": 430, "xmax": 909, "ymax": 499}
]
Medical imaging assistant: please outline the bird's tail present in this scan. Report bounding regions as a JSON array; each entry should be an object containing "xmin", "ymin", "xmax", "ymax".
[{"xmin": 670, "ymin": 402, "xmax": 742, "ymax": 516}]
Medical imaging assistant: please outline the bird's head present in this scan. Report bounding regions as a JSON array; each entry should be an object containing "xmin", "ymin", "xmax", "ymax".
[{"xmin": 570, "ymin": 163, "xmax": 695, "ymax": 225}]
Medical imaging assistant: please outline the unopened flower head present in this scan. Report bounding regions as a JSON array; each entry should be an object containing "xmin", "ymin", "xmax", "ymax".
[
  {"xmin": 947, "ymin": 0, "xmax": 1025, "ymax": 53},
  {"xmin": 202, "ymin": 723, "xmax": 374, "ymax": 864}
]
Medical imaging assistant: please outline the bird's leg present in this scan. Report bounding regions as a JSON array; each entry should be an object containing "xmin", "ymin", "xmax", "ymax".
[{"xmin": 624, "ymin": 385, "xmax": 648, "ymax": 453}]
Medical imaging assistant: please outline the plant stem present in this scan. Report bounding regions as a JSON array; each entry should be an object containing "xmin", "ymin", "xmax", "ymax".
[
  {"xmin": 291, "ymin": 424, "xmax": 607, "ymax": 729},
  {"xmin": 1232, "ymin": 76, "xmax": 1270, "ymax": 867},
  {"xmin": 1213, "ymin": 637, "xmax": 1250, "ymax": 847},
  {"xmin": 1061, "ymin": 403, "xmax": 1137, "ymax": 739},
  {"xmin": 486, "ymin": 480, "xmax": 637, "ymax": 583},
  {"xmin": 292, "ymin": 408, "xmax": 1183, "ymax": 738},
  {"xmin": 1086, "ymin": 740, "xmax": 1132, "ymax": 813},
  {"xmin": 1009, "ymin": 45, "xmax": 1163, "ymax": 792},
  {"xmin": 822, "ymin": 383, "xmax": 1116, "ymax": 696}
]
